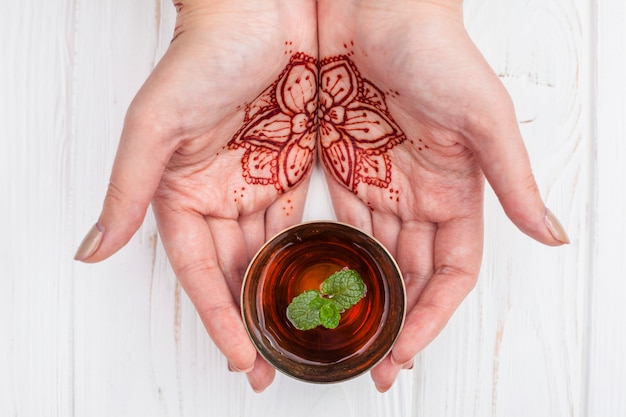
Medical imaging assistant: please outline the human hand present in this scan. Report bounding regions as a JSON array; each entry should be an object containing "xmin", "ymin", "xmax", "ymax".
[
  {"xmin": 317, "ymin": 0, "xmax": 569, "ymax": 391},
  {"xmin": 74, "ymin": 0, "xmax": 318, "ymax": 392}
]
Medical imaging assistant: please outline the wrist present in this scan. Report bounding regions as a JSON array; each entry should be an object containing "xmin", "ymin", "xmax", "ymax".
[
  {"xmin": 171, "ymin": 0, "xmax": 283, "ymax": 38},
  {"xmin": 351, "ymin": 0, "xmax": 463, "ymax": 19}
]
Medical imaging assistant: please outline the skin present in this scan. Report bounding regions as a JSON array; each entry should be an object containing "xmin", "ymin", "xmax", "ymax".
[
  {"xmin": 80, "ymin": 0, "xmax": 318, "ymax": 392},
  {"xmin": 318, "ymin": 0, "xmax": 565, "ymax": 391},
  {"xmin": 76, "ymin": 0, "xmax": 567, "ymax": 393}
]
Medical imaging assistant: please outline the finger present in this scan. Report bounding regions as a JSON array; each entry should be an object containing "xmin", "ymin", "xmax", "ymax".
[
  {"xmin": 371, "ymin": 210, "xmax": 402, "ymax": 256},
  {"xmin": 75, "ymin": 101, "xmax": 176, "ymax": 262},
  {"xmin": 390, "ymin": 214, "xmax": 483, "ymax": 367},
  {"xmin": 370, "ymin": 355, "xmax": 401, "ymax": 393},
  {"xmin": 238, "ymin": 211, "xmax": 267, "ymax": 259},
  {"xmin": 245, "ymin": 354, "xmax": 276, "ymax": 393},
  {"xmin": 154, "ymin": 206, "xmax": 257, "ymax": 373},
  {"xmin": 264, "ymin": 177, "xmax": 311, "ymax": 239},
  {"xmin": 462, "ymin": 78, "xmax": 569, "ymax": 246},
  {"xmin": 324, "ymin": 174, "xmax": 373, "ymax": 234},
  {"xmin": 396, "ymin": 220, "xmax": 437, "ymax": 309},
  {"xmin": 370, "ymin": 354, "xmax": 415, "ymax": 393},
  {"xmin": 370, "ymin": 219, "xmax": 435, "ymax": 390},
  {"xmin": 205, "ymin": 217, "xmax": 250, "ymax": 301}
]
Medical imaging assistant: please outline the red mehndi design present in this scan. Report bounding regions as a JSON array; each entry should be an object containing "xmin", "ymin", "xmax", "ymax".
[
  {"xmin": 318, "ymin": 56, "xmax": 406, "ymax": 193},
  {"xmin": 228, "ymin": 53, "xmax": 318, "ymax": 194},
  {"xmin": 229, "ymin": 52, "xmax": 406, "ymax": 196}
]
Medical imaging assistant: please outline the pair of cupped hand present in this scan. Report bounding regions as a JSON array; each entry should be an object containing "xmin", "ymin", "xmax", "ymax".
[{"xmin": 75, "ymin": 0, "xmax": 569, "ymax": 393}]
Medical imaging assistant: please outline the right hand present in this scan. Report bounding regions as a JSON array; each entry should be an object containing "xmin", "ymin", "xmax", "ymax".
[{"xmin": 75, "ymin": 0, "xmax": 318, "ymax": 393}]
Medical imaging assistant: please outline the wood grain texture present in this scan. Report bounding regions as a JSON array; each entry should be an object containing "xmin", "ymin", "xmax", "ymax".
[
  {"xmin": 1, "ymin": 0, "xmax": 621, "ymax": 416},
  {"xmin": 587, "ymin": 0, "xmax": 626, "ymax": 415}
]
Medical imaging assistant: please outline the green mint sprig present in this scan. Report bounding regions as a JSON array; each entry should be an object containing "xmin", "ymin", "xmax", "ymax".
[{"xmin": 286, "ymin": 269, "xmax": 366, "ymax": 331}]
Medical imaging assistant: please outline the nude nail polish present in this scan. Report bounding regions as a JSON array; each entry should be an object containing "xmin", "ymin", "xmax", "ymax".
[
  {"xmin": 74, "ymin": 223, "xmax": 104, "ymax": 261},
  {"xmin": 544, "ymin": 208, "xmax": 570, "ymax": 244}
]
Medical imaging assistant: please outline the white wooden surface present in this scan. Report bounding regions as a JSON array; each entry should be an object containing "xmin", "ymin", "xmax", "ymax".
[{"xmin": 1, "ymin": 0, "xmax": 624, "ymax": 416}]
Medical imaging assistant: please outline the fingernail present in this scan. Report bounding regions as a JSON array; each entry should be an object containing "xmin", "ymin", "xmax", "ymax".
[
  {"xmin": 74, "ymin": 223, "xmax": 104, "ymax": 261},
  {"xmin": 544, "ymin": 208, "xmax": 570, "ymax": 244},
  {"xmin": 402, "ymin": 360, "xmax": 414, "ymax": 370}
]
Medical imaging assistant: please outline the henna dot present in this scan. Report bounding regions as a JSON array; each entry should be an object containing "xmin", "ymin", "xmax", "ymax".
[{"xmin": 418, "ymin": 147, "xmax": 423, "ymax": 151}]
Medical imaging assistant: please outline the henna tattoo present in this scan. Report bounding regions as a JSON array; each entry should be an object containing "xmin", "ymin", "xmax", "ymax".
[
  {"xmin": 281, "ymin": 199, "xmax": 295, "ymax": 217},
  {"xmin": 232, "ymin": 187, "xmax": 246, "ymax": 203},
  {"xmin": 228, "ymin": 52, "xmax": 318, "ymax": 194},
  {"xmin": 229, "ymin": 50, "xmax": 406, "ymax": 198},
  {"xmin": 318, "ymin": 55, "xmax": 406, "ymax": 194}
]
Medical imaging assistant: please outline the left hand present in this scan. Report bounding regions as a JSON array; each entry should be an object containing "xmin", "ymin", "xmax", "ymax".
[{"xmin": 317, "ymin": 0, "xmax": 569, "ymax": 391}]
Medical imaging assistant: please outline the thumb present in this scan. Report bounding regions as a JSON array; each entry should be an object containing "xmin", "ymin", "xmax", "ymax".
[
  {"xmin": 464, "ymin": 91, "xmax": 569, "ymax": 246},
  {"xmin": 75, "ymin": 108, "xmax": 174, "ymax": 262}
]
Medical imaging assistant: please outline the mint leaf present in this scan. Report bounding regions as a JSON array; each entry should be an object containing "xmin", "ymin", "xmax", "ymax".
[
  {"xmin": 286, "ymin": 290, "xmax": 323, "ymax": 330},
  {"xmin": 318, "ymin": 299, "xmax": 340, "ymax": 329},
  {"xmin": 286, "ymin": 269, "xmax": 366, "ymax": 331},
  {"xmin": 321, "ymin": 269, "xmax": 366, "ymax": 311}
]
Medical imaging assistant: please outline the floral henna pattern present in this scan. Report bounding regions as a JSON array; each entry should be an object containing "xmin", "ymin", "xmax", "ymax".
[
  {"xmin": 319, "ymin": 55, "xmax": 406, "ymax": 193},
  {"xmin": 228, "ymin": 52, "xmax": 404, "ymax": 196},
  {"xmin": 228, "ymin": 53, "xmax": 318, "ymax": 194}
]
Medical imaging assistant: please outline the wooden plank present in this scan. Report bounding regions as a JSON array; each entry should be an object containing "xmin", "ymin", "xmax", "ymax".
[
  {"xmin": 587, "ymin": 0, "xmax": 626, "ymax": 415},
  {"xmin": 0, "ymin": 1, "xmax": 77, "ymax": 416},
  {"xmin": 71, "ymin": 1, "xmax": 171, "ymax": 416}
]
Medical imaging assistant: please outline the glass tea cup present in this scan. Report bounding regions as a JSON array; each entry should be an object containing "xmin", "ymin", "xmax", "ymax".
[{"xmin": 241, "ymin": 221, "xmax": 406, "ymax": 383}]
